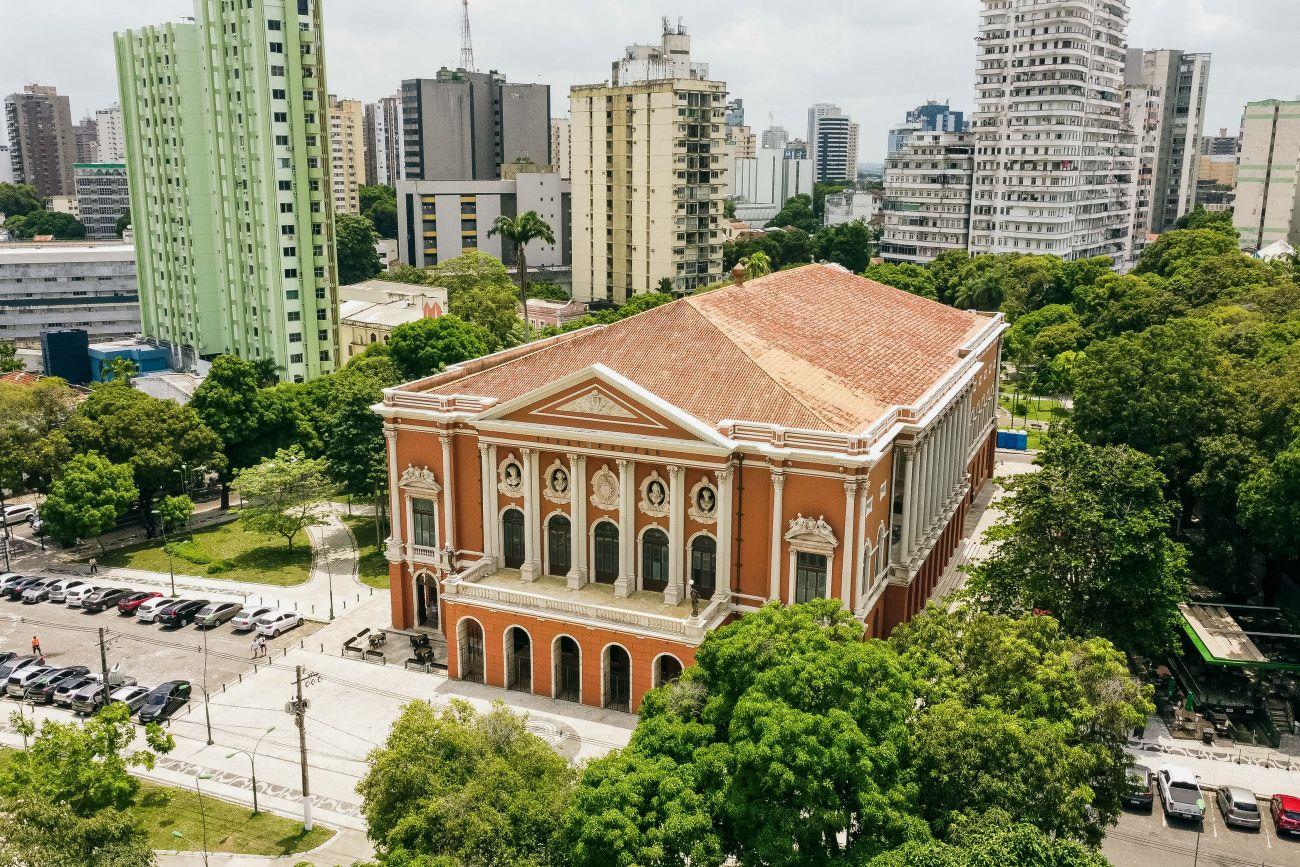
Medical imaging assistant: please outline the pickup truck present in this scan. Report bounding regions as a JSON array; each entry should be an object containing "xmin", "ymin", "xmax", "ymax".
[{"xmin": 1158, "ymin": 765, "xmax": 1205, "ymax": 823}]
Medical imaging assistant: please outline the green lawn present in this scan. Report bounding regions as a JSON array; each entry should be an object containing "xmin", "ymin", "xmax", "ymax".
[
  {"xmin": 346, "ymin": 515, "xmax": 390, "ymax": 590},
  {"xmin": 139, "ymin": 779, "xmax": 332, "ymax": 855},
  {"xmin": 999, "ymin": 392, "xmax": 1067, "ymax": 426},
  {"xmin": 97, "ymin": 519, "xmax": 313, "ymax": 587}
]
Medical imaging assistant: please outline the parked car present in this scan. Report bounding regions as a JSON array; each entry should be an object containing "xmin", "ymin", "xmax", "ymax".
[
  {"xmin": 231, "ymin": 605, "xmax": 274, "ymax": 632},
  {"xmin": 195, "ymin": 601, "xmax": 242, "ymax": 629},
  {"xmin": 1216, "ymin": 786, "xmax": 1262, "ymax": 830},
  {"xmin": 1, "ymin": 504, "xmax": 35, "ymax": 526},
  {"xmin": 6, "ymin": 664, "xmax": 51, "ymax": 697},
  {"xmin": 108, "ymin": 684, "xmax": 151, "ymax": 714},
  {"xmin": 157, "ymin": 599, "xmax": 208, "ymax": 628},
  {"xmin": 47, "ymin": 579, "xmax": 89, "ymax": 603},
  {"xmin": 83, "ymin": 587, "xmax": 134, "ymax": 613},
  {"xmin": 117, "ymin": 590, "xmax": 162, "ymax": 614},
  {"xmin": 20, "ymin": 580, "xmax": 54, "ymax": 604},
  {"xmin": 1272, "ymin": 794, "xmax": 1300, "ymax": 836},
  {"xmin": 5, "ymin": 576, "xmax": 44, "ymax": 600},
  {"xmin": 1157, "ymin": 765, "xmax": 1205, "ymax": 823},
  {"xmin": 1122, "ymin": 764, "xmax": 1154, "ymax": 810},
  {"xmin": 51, "ymin": 674, "xmax": 99, "ymax": 708},
  {"xmin": 24, "ymin": 666, "xmax": 90, "ymax": 703},
  {"xmin": 0, "ymin": 574, "xmax": 26, "ymax": 595},
  {"xmin": 135, "ymin": 595, "xmax": 174, "ymax": 624},
  {"xmin": 69, "ymin": 677, "xmax": 139, "ymax": 715},
  {"xmin": 0, "ymin": 654, "xmax": 41, "ymax": 682},
  {"xmin": 65, "ymin": 583, "xmax": 101, "ymax": 608},
  {"xmin": 255, "ymin": 610, "xmax": 302, "ymax": 638},
  {"xmin": 138, "ymin": 680, "xmax": 191, "ymax": 722},
  {"xmin": 0, "ymin": 651, "xmax": 15, "ymax": 670}
]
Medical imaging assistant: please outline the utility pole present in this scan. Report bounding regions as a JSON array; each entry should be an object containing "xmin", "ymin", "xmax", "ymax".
[
  {"xmin": 288, "ymin": 665, "xmax": 312, "ymax": 830},
  {"xmin": 98, "ymin": 627, "xmax": 111, "ymax": 708}
]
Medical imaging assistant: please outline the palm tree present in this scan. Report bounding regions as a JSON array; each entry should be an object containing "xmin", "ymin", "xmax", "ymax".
[
  {"xmin": 251, "ymin": 357, "xmax": 282, "ymax": 388},
  {"xmin": 487, "ymin": 211, "xmax": 556, "ymax": 342},
  {"xmin": 103, "ymin": 357, "xmax": 139, "ymax": 386}
]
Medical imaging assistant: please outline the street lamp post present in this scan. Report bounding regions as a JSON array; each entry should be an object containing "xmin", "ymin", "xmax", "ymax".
[
  {"xmin": 324, "ymin": 546, "xmax": 334, "ymax": 621},
  {"xmin": 200, "ymin": 624, "xmax": 213, "ymax": 745},
  {"xmin": 227, "ymin": 726, "xmax": 276, "ymax": 815},
  {"xmin": 0, "ymin": 487, "xmax": 12, "ymax": 573},
  {"xmin": 151, "ymin": 509, "xmax": 176, "ymax": 597},
  {"xmin": 172, "ymin": 772, "xmax": 214, "ymax": 867}
]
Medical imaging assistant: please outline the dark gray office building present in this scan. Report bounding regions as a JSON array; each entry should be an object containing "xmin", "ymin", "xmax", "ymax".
[{"xmin": 401, "ymin": 68, "xmax": 550, "ymax": 181}]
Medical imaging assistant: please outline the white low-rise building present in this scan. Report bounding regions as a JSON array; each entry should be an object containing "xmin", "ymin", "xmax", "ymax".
[
  {"xmin": 0, "ymin": 241, "xmax": 139, "ymax": 345},
  {"xmin": 729, "ymin": 147, "xmax": 814, "ymax": 226}
]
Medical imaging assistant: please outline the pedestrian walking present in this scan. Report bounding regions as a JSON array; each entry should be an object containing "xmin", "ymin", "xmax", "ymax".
[
  {"xmin": 88, "ymin": 557, "xmax": 98, "ymax": 574},
  {"xmin": 258, "ymin": 635, "xmax": 268, "ymax": 658},
  {"xmin": 250, "ymin": 634, "xmax": 259, "ymax": 659},
  {"xmin": 30, "ymin": 635, "xmax": 40, "ymax": 656}
]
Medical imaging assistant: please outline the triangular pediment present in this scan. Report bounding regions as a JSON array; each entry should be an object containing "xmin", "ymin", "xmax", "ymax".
[{"xmin": 477, "ymin": 364, "xmax": 733, "ymax": 450}]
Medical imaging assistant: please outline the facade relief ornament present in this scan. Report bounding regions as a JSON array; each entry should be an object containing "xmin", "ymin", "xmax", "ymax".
[
  {"xmin": 784, "ymin": 513, "xmax": 839, "ymax": 554},
  {"xmin": 687, "ymin": 477, "xmax": 719, "ymax": 524},
  {"xmin": 398, "ymin": 463, "xmax": 441, "ymax": 494},
  {"xmin": 497, "ymin": 455, "xmax": 524, "ymax": 498},
  {"xmin": 589, "ymin": 464, "xmax": 620, "ymax": 511},
  {"xmin": 553, "ymin": 389, "xmax": 636, "ymax": 419},
  {"xmin": 638, "ymin": 470, "xmax": 670, "ymax": 517},
  {"xmin": 542, "ymin": 459, "xmax": 572, "ymax": 504}
]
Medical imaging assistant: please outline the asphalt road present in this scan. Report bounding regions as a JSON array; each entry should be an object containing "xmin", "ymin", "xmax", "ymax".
[
  {"xmin": 1104, "ymin": 801, "xmax": 1300, "ymax": 866},
  {"xmin": 0, "ymin": 583, "xmax": 320, "ymax": 701}
]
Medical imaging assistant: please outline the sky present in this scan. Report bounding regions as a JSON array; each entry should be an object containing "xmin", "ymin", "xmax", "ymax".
[{"xmin": 3, "ymin": 0, "xmax": 1299, "ymax": 163}]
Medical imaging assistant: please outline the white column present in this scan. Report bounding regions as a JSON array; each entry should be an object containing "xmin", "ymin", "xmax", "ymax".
[
  {"xmin": 478, "ymin": 443, "xmax": 493, "ymax": 561},
  {"xmin": 716, "ymin": 464, "xmax": 734, "ymax": 604},
  {"xmin": 898, "ymin": 447, "xmax": 916, "ymax": 565},
  {"xmin": 383, "ymin": 424, "xmax": 402, "ymax": 555},
  {"xmin": 855, "ymin": 479, "xmax": 870, "ymax": 607},
  {"xmin": 487, "ymin": 445, "xmax": 500, "ymax": 567},
  {"xmin": 615, "ymin": 459, "xmax": 634, "ymax": 598},
  {"xmin": 566, "ymin": 453, "xmax": 586, "ymax": 589},
  {"xmin": 839, "ymin": 480, "xmax": 857, "ymax": 607},
  {"xmin": 519, "ymin": 448, "xmax": 539, "ymax": 581},
  {"xmin": 665, "ymin": 465, "xmax": 685, "ymax": 605},
  {"xmin": 912, "ymin": 437, "xmax": 929, "ymax": 555},
  {"xmin": 439, "ymin": 433, "xmax": 456, "ymax": 553},
  {"xmin": 768, "ymin": 469, "xmax": 785, "ymax": 600}
]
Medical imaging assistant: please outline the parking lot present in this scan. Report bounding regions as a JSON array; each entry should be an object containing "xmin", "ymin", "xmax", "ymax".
[
  {"xmin": 0, "ymin": 578, "xmax": 321, "ymax": 705},
  {"xmin": 1104, "ymin": 800, "xmax": 1300, "ymax": 866}
]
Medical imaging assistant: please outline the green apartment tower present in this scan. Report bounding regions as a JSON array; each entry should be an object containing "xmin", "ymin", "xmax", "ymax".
[{"xmin": 115, "ymin": 0, "xmax": 338, "ymax": 381}]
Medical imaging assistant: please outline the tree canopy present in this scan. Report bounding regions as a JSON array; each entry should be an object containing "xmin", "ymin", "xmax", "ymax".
[
  {"xmin": 766, "ymin": 194, "xmax": 819, "ymax": 233},
  {"xmin": 40, "ymin": 453, "xmax": 138, "ymax": 548},
  {"xmin": 337, "ymin": 212, "xmax": 382, "ymax": 285},
  {"xmin": 359, "ymin": 700, "xmax": 575, "ymax": 867},
  {"xmin": 232, "ymin": 446, "xmax": 336, "ymax": 551},
  {"xmin": 970, "ymin": 434, "xmax": 1189, "ymax": 656},
  {"xmin": 0, "ymin": 183, "xmax": 42, "ymax": 217},
  {"xmin": 387, "ymin": 315, "xmax": 492, "ymax": 380},
  {"xmin": 3, "ymin": 209, "xmax": 87, "ymax": 240}
]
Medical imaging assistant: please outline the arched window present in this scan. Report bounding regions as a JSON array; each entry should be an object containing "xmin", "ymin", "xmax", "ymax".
[
  {"xmin": 690, "ymin": 535, "xmax": 717, "ymax": 599},
  {"xmin": 604, "ymin": 645, "xmax": 631, "ymax": 712},
  {"xmin": 502, "ymin": 508, "xmax": 525, "ymax": 569},
  {"xmin": 505, "ymin": 627, "xmax": 531, "ymax": 693},
  {"xmin": 593, "ymin": 521, "xmax": 619, "ymax": 584},
  {"xmin": 641, "ymin": 528, "xmax": 669, "ymax": 592},
  {"xmin": 369, "ymin": 332, "xmax": 377, "ymax": 343},
  {"xmin": 554, "ymin": 636, "xmax": 581, "ymax": 703},
  {"xmin": 547, "ymin": 514, "xmax": 571, "ymax": 577},
  {"xmin": 653, "ymin": 654, "xmax": 683, "ymax": 688},
  {"xmin": 458, "ymin": 619, "xmax": 484, "ymax": 684}
]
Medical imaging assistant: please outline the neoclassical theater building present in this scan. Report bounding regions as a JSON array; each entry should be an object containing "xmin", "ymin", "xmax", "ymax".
[{"xmin": 375, "ymin": 263, "xmax": 1003, "ymax": 712}]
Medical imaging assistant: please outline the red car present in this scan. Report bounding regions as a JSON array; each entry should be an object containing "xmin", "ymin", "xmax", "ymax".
[
  {"xmin": 1271, "ymin": 794, "xmax": 1300, "ymax": 836},
  {"xmin": 116, "ymin": 590, "xmax": 162, "ymax": 614}
]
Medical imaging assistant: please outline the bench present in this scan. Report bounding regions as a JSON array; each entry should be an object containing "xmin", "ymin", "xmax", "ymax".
[
  {"xmin": 341, "ymin": 628, "xmax": 371, "ymax": 659},
  {"xmin": 363, "ymin": 648, "xmax": 386, "ymax": 665}
]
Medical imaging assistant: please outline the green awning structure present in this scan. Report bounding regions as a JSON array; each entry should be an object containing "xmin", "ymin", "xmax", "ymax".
[{"xmin": 1179, "ymin": 603, "xmax": 1300, "ymax": 672}]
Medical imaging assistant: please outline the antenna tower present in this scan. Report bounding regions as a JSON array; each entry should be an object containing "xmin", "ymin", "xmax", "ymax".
[{"xmin": 459, "ymin": 0, "xmax": 476, "ymax": 71}]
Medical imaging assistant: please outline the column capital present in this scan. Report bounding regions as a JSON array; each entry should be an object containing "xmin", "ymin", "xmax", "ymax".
[
  {"xmin": 382, "ymin": 424, "xmax": 398, "ymax": 441},
  {"xmin": 843, "ymin": 478, "xmax": 860, "ymax": 498},
  {"xmin": 438, "ymin": 431, "xmax": 452, "ymax": 444},
  {"xmin": 617, "ymin": 457, "xmax": 633, "ymax": 471},
  {"xmin": 668, "ymin": 464, "xmax": 685, "ymax": 481},
  {"xmin": 769, "ymin": 468, "xmax": 784, "ymax": 490},
  {"xmin": 478, "ymin": 442, "xmax": 489, "ymax": 456},
  {"xmin": 521, "ymin": 446, "xmax": 535, "ymax": 458}
]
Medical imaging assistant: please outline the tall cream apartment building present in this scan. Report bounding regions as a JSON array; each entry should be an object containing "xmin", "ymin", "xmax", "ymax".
[
  {"xmin": 329, "ymin": 95, "xmax": 365, "ymax": 214},
  {"xmin": 970, "ymin": 0, "xmax": 1135, "ymax": 263},
  {"xmin": 1234, "ymin": 100, "xmax": 1300, "ymax": 253},
  {"xmin": 571, "ymin": 25, "xmax": 728, "ymax": 302}
]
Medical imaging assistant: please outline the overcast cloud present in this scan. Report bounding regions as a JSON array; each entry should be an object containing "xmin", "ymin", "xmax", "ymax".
[{"xmin": 4, "ymin": 0, "xmax": 1300, "ymax": 162}]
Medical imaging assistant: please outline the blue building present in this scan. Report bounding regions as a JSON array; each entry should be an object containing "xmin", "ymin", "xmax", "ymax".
[{"xmin": 87, "ymin": 339, "xmax": 171, "ymax": 382}]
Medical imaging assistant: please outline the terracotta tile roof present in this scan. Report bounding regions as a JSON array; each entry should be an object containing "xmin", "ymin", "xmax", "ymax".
[{"xmin": 423, "ymin": 264, "xmax": 988, "ymax": 434}]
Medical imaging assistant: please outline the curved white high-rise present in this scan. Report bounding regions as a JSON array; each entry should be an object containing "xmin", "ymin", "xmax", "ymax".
[{"xmin": 970, "ymin": 0, "xmax": 1135, "ymax": 263}]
